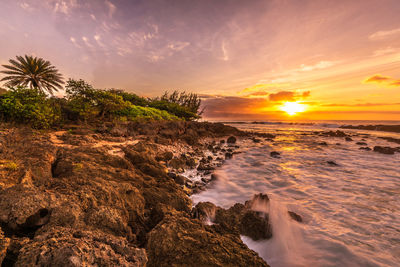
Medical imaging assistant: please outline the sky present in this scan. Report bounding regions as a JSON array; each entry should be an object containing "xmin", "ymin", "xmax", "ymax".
[{"xmin": 0, "ymin": 0, "xmax": 400, "ymax": 121}]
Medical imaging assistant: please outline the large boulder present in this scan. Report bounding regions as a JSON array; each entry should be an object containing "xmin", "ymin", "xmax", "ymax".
[
  {"xmin": 146, "ymin": 212, "xmax": 269, "ymax": 267},
  {"xmin": 193, "ymin": 193, "xmax": 273, "ymax": 241},
  {"xmin": 240, "ymin": 210, "xmax": 272, "ymax": 240}
]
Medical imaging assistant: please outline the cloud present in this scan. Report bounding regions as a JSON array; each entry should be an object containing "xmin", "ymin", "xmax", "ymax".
[
  {"xmin": 322, "ymin": 102, "xmax": 400, "ymax": 107},
  {"xmin": 269, "ymin": 90, "xmax": 310, "ymax": 102},
  {"xmin": 390, "ymin": 80, "xmax": 400, "ymax": 87},
  {"xmin": 94, "ymin": 34, "xmax": 105, "ymax": 47},
  {"xmin": 372, "ymin": 47, "xmax": 397, "ymax": 57},
  {"xmin": 105, "ymin": 0, "xmax": 116, "ymax": 18},
  {"xmin": 201, "ymin": 96, "xmax": 270, "ymax": 118},
  {"xmin": 70, "ymin": 36, "xmax": 81, "ymax": 48},
  {"xmin": 298, "ymin": 61, "xmax": 337, "ymax": 72},
  {"xmin": 247, "ymin": 91, "xmax": 269, "ymax": 97},
  {"xmin": 82, "ymin": 36, "xmax": 94, "ymax": 48},
  {"xmin": 364, "ymin": 74, "xmax": 390, "ymax": 83},
  {"xmin": 369, "ymin": 28, "xmax": 400, "ymax": 40},
  {"xmin": 269, "ymin": 91, "xmax": 295, "ymax": 101},
  {"xmin": 51, "ymin": 0, "xmax": 78, "ymax": 15},
  {"xmin": 168, "ymin": 41, "xmax": 190, "ymax": 51},
  {"xmin": 19, "ymin": 2, "xmax": 34, "ymax": 11},
  {"xmin": 221, "ymin": 41, "xmax": 229, "ymax": 61},
  {"xmin": 363, "ymin": 74, "xmax": 400, "ymax": 87},
  {"xmin": 239, "ymin": 83, "xmax": 286, "ymax": 97}
]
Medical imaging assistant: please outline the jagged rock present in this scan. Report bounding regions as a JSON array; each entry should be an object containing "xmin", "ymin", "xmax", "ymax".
[
  {"xmin": 345, "ymin": 137, "xmax": 353, "ymax": 141},
  {"xmin": 0, "ymin": 229, "xmax": 10, "ymax": 265},
  {"xmin": 379, "ymin": 137, "xmax": 400, "ymax": 144},
  {"xmin": 194, "ymin": 193, "xmax": 272, "ymax": 241},
  {"xmin": 270, "ymin": 151, "xmax": 280, "ymax": 158},
  {"xmin": 15, "ymin": 229, "xmax": 147, "ymax": 266},
  {"xmin": 321, "ymin": 130, "xmax": 347, "ymax": 137},
  {"xmin": 327, "ymin": 161, "xmax": 339, "ymax": 166},
  {"xmin": 210, "ymin": 174, "xmax": 218, "ymax": 182},
  {"xmin": 240, "ymin": 210, "xmax": 272, "ymax": 240},
  {"xmin": 167, "ymin": 157, "xmax": 186, "ymax": 170},
  {"xmin": 155, "ymin": 151, "xmax": 173, "ymax": 162},
  {"xmin": 146, "ymin": 212, "xmax": 269, "ymax": 267},
  {"xmin": 174, "ymin": 175, "xmax": 187, "ymax": 185},
  {"xmin": 227, "ymin": 136, "xmax": 237, "ymax": 144},
  {"xmin": 197, "ymin": 163, "xmax": 215, "ymax": 171},
  {"xmin": 288, "ymin": 211, "xmax": 302, "ymax": 222},
  {"xmin": 373, "ymin": 146, "xmax": 396, "ymax": 155},
  {"xmin": 191, "ymin": 202, "xmax": 217, "ymax": 222},
  {"xmin": 359, "ymin": 147, "xmax": 371, "ymax": 151},
  {"xmin": 225, "ymin": 152, "xmax": 233, "ymax": 159},
  {"xmin": 340, "ymin": 124, "xmax": 400, "ymax": 134}
]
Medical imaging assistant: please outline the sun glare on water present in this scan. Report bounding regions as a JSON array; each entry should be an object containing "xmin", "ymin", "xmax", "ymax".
[{"xmin": 280, "ymin": 102, "xmax": 307, "ymax": 116}]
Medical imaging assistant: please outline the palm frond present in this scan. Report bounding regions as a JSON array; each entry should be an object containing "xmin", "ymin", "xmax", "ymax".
[{"xmin": 0, "ymin": 55, "xmax": 64, "ymax": 94}]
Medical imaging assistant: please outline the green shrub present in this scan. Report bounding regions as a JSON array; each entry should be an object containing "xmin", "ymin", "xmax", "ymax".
[
  {"xmin": 148, "ymin": 100, "xmax": 198, "ymax": 120},
  {"xmin": 115, "ymin": 104, "xmax": 179, "ymax": 121},
  {"xmin": 109, "ymin": 89, "xmax": 149, "ymax": 106},
  {"xmin": 65, "ymin": 79, "xmax": 128, "ymax": 121},
  {"xmin": 0, "ymin": 87, "xmax": 61, "ymax": 128}
]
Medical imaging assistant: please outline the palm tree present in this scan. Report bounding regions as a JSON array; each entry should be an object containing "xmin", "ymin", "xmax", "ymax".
[{"xmin": 0, "ymin": 55, "xmax": 64, "ymax": 95}]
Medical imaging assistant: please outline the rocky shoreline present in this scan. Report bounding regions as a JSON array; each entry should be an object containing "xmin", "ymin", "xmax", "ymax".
[{"xmin": 0, "ymin": 121, "xmax": 278, "ymax": 266}]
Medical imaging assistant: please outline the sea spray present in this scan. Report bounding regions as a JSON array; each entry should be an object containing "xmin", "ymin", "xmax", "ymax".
[{"xmin": 242, "ymin": 197, "xmax": 309, "ymax": 267}]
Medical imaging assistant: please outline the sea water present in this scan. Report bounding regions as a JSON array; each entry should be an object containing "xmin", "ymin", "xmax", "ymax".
[{"xmin": 192, "ymin": 120, "xmax": 400, "ymax": 267}]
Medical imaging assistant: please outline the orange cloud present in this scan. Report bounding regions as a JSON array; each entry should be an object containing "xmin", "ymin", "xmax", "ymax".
[
  {"xmin": 247, "ymin": 91, "xmax": 269, "ymax": 97},
  {"xmin": 201, "ymin": 95, "xmax": 272, "ymax": 119},
  {"xmin": 364, "ymin": 74, "xmax": 391, "ymax": 84},
  {"xmin": 390, "ymin": 80, "xmax": 400, "ymax": 87},
  {"xmin": 269, "ymin": 90, "xmax": 311, "ymax": 102},
  {"xmin": 363, "ymin": 74, "xmax": 400, "ymax": 87}
]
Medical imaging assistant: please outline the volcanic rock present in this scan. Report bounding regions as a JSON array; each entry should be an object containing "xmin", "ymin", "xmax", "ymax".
[
  {"xmin": 227, "ymin": 136, "xmax": 237, "ymax": 144},
  {"xmin": 270, "ymin": 151, "xmax": 281, "ymax": 158},
  {"xmin": 373, "ymin": 146, "xmax": 396, "ymax": 155}
]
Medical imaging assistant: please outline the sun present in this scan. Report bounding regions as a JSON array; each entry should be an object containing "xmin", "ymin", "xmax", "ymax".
[{"xmin": 280, "ymin": 102, "xmax": 307, "ymax": 116}]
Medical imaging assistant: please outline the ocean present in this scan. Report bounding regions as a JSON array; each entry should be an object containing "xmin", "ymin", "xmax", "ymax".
[{"xmin": 192, "ymin": 120, "xmax": 400, "ymax": 267}]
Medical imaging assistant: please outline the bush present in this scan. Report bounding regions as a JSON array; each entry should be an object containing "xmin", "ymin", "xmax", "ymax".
[
  {"xmin": 65, "ymin": 79, "xmax": 128, "ymax": 121},
  {"xmin": 110, "ymin": 89, "xmax": 149, "ymax": 107},
  {"xmin": 0, "ymin": 87, "xmax": 61, "ymax": 128},
  {"xmin": 148, "ymin": 100, "xmax": 198, "ymax": 121},
  {"xmin": 115, "ymin": 104, "xmax": 179, "ymax": 121}
]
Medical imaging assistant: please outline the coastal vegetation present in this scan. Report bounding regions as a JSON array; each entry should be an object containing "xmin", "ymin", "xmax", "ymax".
[{"xmin": 0, "ymin": 55, "xmax": 202, "ymax": 129}]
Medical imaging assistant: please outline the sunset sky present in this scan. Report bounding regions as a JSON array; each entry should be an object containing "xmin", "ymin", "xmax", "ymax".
[{"xmin": 0, "ymin": 0, "xmax": 400, "ymax": 120}]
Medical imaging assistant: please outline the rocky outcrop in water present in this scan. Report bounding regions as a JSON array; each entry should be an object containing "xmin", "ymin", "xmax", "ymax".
[
  {"xmin": 340, "ymin": 124, "xmax": 400, "ymax": 134},
  {"xmin": 373, "ymin": 146, "xmax": 397, "ymax": 155},
  {"xmin": 0, "ymin": 122, "xmax": 268, "ymax": 266},
  {"xmin": 193, "ymin": 194, "xmax": 273, "ymax": 241}
]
